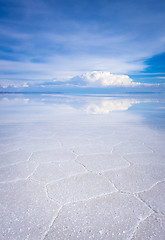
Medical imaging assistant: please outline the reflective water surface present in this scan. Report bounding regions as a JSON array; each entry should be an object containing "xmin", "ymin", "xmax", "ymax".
[
  {"xmin": 0, "ymin": 93, "xmax": 165, "ymax": 240},
  {"xmin": 0, "ymin": 93, "xmax": 165, "ymax": 125}
]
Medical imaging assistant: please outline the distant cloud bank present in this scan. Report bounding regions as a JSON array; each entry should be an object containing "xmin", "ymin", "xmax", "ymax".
[{"xmin": 0, "ymin": 71, "xmax": 163, "ymax": 93}]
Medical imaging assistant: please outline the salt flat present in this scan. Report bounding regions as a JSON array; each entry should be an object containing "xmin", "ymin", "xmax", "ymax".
[{"xmin": 0, "ymin": 94, "xmax": 165, "ymax": 240}]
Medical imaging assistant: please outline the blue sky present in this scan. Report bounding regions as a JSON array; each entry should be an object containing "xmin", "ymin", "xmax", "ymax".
[{"xmin": 0, "ymin": 0, "xmax": 165, "ymax": 91}]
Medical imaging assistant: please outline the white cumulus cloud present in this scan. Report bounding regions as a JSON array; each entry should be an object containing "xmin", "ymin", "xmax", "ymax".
[{"xmin": 70, "ymin": 71, "xmax": 140, "ymax": 87}]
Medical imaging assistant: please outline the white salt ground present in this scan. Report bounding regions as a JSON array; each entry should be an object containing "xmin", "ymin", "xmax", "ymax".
[{"xmin": 0, "ymin": 94, "xmax": 165, "ymax": 240}]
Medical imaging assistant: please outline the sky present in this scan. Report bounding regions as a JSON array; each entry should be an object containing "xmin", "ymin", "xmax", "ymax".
[{"xmin": 0, "ymin": 0, "xmax": 165, "ymax": 91}]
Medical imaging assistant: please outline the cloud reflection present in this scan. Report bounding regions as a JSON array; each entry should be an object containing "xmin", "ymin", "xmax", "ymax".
[
  {"xmin": 0, "ymin": 94, "xmax": 151, "ymax": 115},
  {"xmin": 85, "ymin": 99, "xmax": 140, "ymax": 114}
]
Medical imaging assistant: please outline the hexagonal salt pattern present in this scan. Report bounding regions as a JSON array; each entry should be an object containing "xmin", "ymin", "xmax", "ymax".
[
  {"xmin": 144, "ymin": 142, "xmax": 165, "ymax": 155},
  {"xmin": 30, "ymin": 161, "xmax": 87, "ymax": 184},
  {"xmin": 16, "ymin": 138, "xmax": 62, "ymax": 152},
  {"xmin": 1, "ymin": 94, "xmax": 165, "ymax": 240},
  {"xmin": 30, "ymin": 149, "xmax": 76, "ymax": 163},
  {"xmin": 0, "ymin": 180, "xmax": 60, "ymax": 240},
  {"xmin": 44, "ymin": 193, "xmax": 152, "ymax": 240},
  {"xmin": 103, "ymin": 165, "xmax": 165, "ymax": 193},
  {"xmin": 72, "ymin": 142, "xmax": 113, "ymax": 155},
  {"xmin": 112, "ymin": 142, "xmax": 152, "ymax": 154},
  {"xmin": 47, "ymin": 173, "xmax": 117, "ymax": 205},
  {"xmin": 0, "ymin": 150, "xmax": 31, "ymax": 167},
  {"xmin": 132, "ymin": 214, "xmax": 165, "ymax": 240},
  {"xmin": 0, "ymin": 161, "xmax": 38, "ymax": 183},
  {"xmin": 139, "ymin": 181, "xmax": 165, "ymax": 214},
  {"xmin": 76, "ymin": 154, "xmax": 130, "ymax": 172},
  {"xmin": 123, "ymin": 153, "xmax": 165, "ymax": 166}
]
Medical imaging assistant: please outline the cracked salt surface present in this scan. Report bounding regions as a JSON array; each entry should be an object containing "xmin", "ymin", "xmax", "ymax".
[
  {"xmin": 124, "ymin": 153, "xmax": 165, "ymax": 166},
  {"xmin": 112, "ymin": 141, "xmax": 152, "ymax": 154},
  {"xmin": 30, "ymin": 149, "xmax": 76, "ymax": 163},
  {"xmin": 72, "ymin": 142, "xmax": 113, "ymax": 155},
  {"xmin": 76, "ymin": 153, "xmax": 130, "ymax": 172},
  {"xmin": 16, "ymin": 138, "xmax": 62, "ymax": 152},
  {"xmin": 132, "ymin": 213, "xmax": 165, "ymax": 240},
  {"xmin": 47, "ymin": 173, "xmax": 117, "ymax": 205},
  {"xmin": 0, "ymin": 161, "xmax": 38, "ymax": 182},
  {"xmin": 44, "ymin": 193, "xmax": 152, "ymax": 240},
  {"xmin": 103, "ymin": 165, "xmax": 165, "ymax": 193},
  {"xmin": 0, "ymin": 150, "xmax": 31, "ymax": 167},
  {"xmin": 145, "ymin": 142, "xmax": 165, "ymax": 155},
  {"xmin": 0, "ymin": 180, "xmax": 60, "ymax": 240},
  {"xmin": 30, "ymin": 161, "xmax": 87, "ymax": 183},
  {"xmin": 139, "ymin": 181, "xmax": 165, "ymax": 215},
  {"xmin": 0, "ymin": 94, "xmax": 165, "ymax": 240}
]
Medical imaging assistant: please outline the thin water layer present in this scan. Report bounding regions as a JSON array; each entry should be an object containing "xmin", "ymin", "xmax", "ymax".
[{"xmin": 0, "ymin": 93, "xmax": 165, "ymax": 240}]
